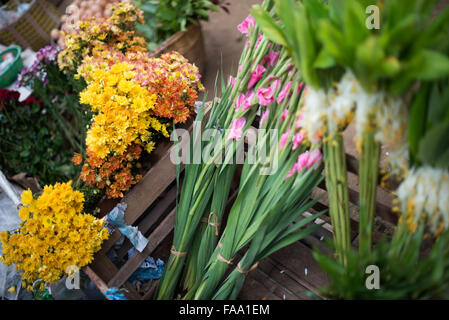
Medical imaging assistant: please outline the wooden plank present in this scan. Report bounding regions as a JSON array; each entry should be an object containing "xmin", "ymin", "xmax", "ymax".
[
  {"xmin": 238, "ymin": 275, "xmax": 282, "ymax": 300},
  {"xmin": 116, "ymin": 185, "xmax": 177, "ymax": 260},
  {"xmin": 108, "ymin": 208, "xmax": 176, "ymax": 288},
  {"xmin": 267, "ymin": 240, "xmax": 329, "ymax": 296},
  {"xmin": 97, "ymin": 230, "xmax": 122, "ymax": 258},
  {"xmin": 83, "ymin": 266, "xmax": 109, "ymax": 295},
  {"xmin": 237, "ymin": 253, "xmax": 312, "ymax": 300},
  {"xmin": 142, "ymin": 280, "xmax": 159, "ymax": 300},
  {"xmin": 121, "ymin": 112, "xmax": 195, "ymax": 226},
  {"xmin": 122, "ymin": 149, "xmax": 178, "ymax": 225},
  {"xmin": 85, "ymin": 254, "xmax": 141, "ymax": 300},
  {"xmin": 137, "ymin": 185, "xmax": 177, "ymax": 235}
]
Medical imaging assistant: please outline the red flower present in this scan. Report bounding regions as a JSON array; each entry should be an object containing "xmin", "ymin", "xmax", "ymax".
[
  {"xmin": 0, "ymin": 89, "xmax": 20, "ymax": 103},
  {"xmin": 23, "ymin": 96, "xmax": 43, "ymax": 105}
]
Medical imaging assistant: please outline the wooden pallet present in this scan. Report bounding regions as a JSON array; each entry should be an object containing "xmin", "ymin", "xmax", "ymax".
[{"xmin": 84, "ymin": 117, "xmax": 397, "ymax": 300}]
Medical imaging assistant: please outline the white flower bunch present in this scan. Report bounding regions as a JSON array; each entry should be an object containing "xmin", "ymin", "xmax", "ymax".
[{"xmin": 397, "ymin": 166, "xmax": 449, "ymax": 234}]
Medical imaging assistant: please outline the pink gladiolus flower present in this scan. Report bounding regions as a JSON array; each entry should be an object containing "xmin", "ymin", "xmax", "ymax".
[
  {"xmin": 248, "ymin": 64, "xmax": 266, "ymax": 89},
  {"xmin": 286, "ymin": 163, "xmax": 298, "ymax": 180},
  {"xmin": 280, "ymin": 130, "xmax": 291, "ymax": 149},
  {"xmin": 235, "ymin": 93, "xmax": 246, "ymax": 111},
  {"xmin": 271, "ymin": 78, "xmax": 281, "ymax": 92},
  {"xmin": 307, "ymin": 149, "xmax": 323, "ymax": 169},
  {"xmin": 281, "ymin": 108, "xmax": 289, "ymax": 121},
  {"xmin": 237, "ymin": 14, "xmax": 256, "ymax": 37},
  {"xmin": 296, "ymin": 112, "xmax": 304, "ymax": 129},
  {"xmin": 228, "ymin": 76, "xmax": 236, "ymax": 88},
  {"xmin": 263, "ymin": 51, "xmax": 280, "ymax": 67},
  {"xmin": 259, "ymin": 109, "xmax": 269, "ymax": 127},
  {"xmin": 257, "ymin": 87, "xmax": 274, "ymax": 106},
  {"xmin": 277, "ymin": 81, "xmax": 292, "ymax": 105},
  {"xmin": 297, "ymin": 82, "xmax": 304, "ymax": 94},
  {"xmin": 256, "ymin": 33, "xmax": 263, "ymax": 48},
  {"xmin": 242, "ymin": 91, "xmax": 254, "ymax": 111},
  {"xmin": 292, "ymin": 132, "xmax": 305, "ymax": 150},
  {"xmin": 228, "ymin": 118, "xmax": 246, "ymax": 141},
  {"xmin": 296, "ymin": 151, "xmax": 310, "ymax": 172}
]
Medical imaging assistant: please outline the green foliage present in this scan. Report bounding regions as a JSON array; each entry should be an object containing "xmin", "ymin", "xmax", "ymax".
[
  {"xmin": 77, "ymin": 184, "xmax": 105, "ymax": 215},
  {"xmin": 314, "ymin": 225, "xmax": 449, "ymax": 299},
  {"xmin": 33, "ymin": 286, "xmax": 55, "ymax": 300},
  {"xmin": 0, "ymin": 97, "xmax": 79, "ymax": 186},
  {"xmin": 134, "ymin": 0, "xmax": 218, "ymax": 50},
  {"xmin": 253, "ymin": 0, "xmax": 449, "ymax": 94},
  {"xmin": 408, "ymin": 79, "xmax": 449, "ymax": 169}
]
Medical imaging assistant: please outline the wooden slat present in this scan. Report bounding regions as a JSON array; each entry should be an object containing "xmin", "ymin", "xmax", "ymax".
[
  {"xmin": 83, "ymin": 266, "xmax": 109, "ymax": 295},
  {"xmin": 236, "ymin": 252, "xmax": 311, "ymax": 300},
  {"xmin": 121, "ymin": 113, "xmax": 194, "ymax": 226},
  {"xmin": 267, "ymin": 240, "xmax": 329, "ymax": 296},
  {"xmin": 97, "ymin": 230, "xmax": 122, "ymax": 258},
  {"xmin": 123, "ymin": 149, "xmax": 178, "ymax": 226},
  {"xmin": 108, "ymin": 208, "xmax": 176, "ymax": 288},
  {"xmin": 142, "ymin": 280, "xmax": 159, "ymax": 300},
  {"xmin": 116, "ymin": 185, "xmax": 177, "ymax": 260},
  {"xmin": 238, "ymin": 275, "xmax": 282, "ymax": 300},
  {"xmin": 85, "ymin": 254, "xmax": 141, "ymax": 300},
  {"xmin": 136, "ymin": 185, "xmax": 177, "ymax": 236}
]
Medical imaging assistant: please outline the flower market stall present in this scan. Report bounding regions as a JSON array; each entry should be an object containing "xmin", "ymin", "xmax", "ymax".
[{"xmin": 1, "ymin": 0, "xmax": 449, "ymax": 303}]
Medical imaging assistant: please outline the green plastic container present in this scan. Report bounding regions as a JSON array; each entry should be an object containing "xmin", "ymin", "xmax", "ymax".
[{"xmin": 0, "ymin": 46, "xmax": 23, "ymax": 88}]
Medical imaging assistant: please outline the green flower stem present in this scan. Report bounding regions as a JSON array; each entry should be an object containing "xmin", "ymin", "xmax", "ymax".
[
  {"xmin": 155, "ymin": 170, "xmax": 215, "ymax": 299},
  {"xmin": 358, "ymin": 129, "xmax": 380, "ymax": 257},
  {"xmin": 324, "ymin": 134, "xmax": 351, "ymax": 266}
]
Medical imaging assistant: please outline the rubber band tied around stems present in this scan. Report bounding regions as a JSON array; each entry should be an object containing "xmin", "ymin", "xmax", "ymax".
[
  {"xmin": 168, "ymin": 246, "xmax": 187, "ymax": 269},
  {"xmin": 236, "ymin": 261, "xmax": 259, "ymax": 274},
  {"xmin": 217, "ymin": 252, "xmax": 234, "ymax": 265},
  {"xmin": 201, "ymin": 212, "xmax": 221, "ymax": 236}
]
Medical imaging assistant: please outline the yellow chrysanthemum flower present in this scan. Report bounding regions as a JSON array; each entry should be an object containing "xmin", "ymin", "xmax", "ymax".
[{"xmin": 0, "ymin": 181, "xmax": 109, "ymax": 290}]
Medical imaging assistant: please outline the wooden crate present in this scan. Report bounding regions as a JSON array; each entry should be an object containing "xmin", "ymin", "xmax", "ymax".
[
  {"xmin": 0, "ymin": 0, "xmax": 60, "ymax": 51},
  {"xmin": 84, "ymin": 118, "xmax": 397, "ymax": 300},
  {"xmin": 149, "ymin": 23, "xmax": 206, "ymax": 75}
]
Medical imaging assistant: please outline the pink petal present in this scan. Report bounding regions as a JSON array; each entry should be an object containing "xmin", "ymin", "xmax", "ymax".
[
  {"xmin": 248, "ymin": 64, "xmax": 266, "ymax": 89},
  {"xmin": 228, "ymin": 117, "xmax": 247, "ymax": 141},
  {"xmin": 292, "ymin": 132, "xmax": 305, "ymax": 150},
  {"xmin": 242, "ymin": 91, "xmax": 254, "ymax": 111},
  {"xmin": 307, "ymin": 149, "xmax": 323, "ymax": 169},
  {"xmin": 280, "ymin": 129, "xmax": 291, "ymax": 149},
  {"xmin": 281, "ymin": 108, "xmax": 289, "ymax": 121},
  {"xmin": 296, "ymin": 151, "xmax": 309, "ymax": 172},
  {"xmin": 286, "ymin": 163, "xmax": 298, "ymax": 180},
  {"xmin": 235, "ymin": 93, "xmax": 246, "ymax": 111},
  {"xmin": 271, "ymin": 78, "xmax": 281, "ymax": 92},
  {"xmin": 277, "ymin": 81, "xmax": 292, "ymax": 105},
  {"xmin": 257, "ymin": 87, "xmax": 274, "ymax": 106},
  {"xmin": 259, "ymin": 109, "xmax": 269, "ymax": 127},
  {"xmin": 237, "ymin": 14, "xmax": 256, "ymax": 37}
]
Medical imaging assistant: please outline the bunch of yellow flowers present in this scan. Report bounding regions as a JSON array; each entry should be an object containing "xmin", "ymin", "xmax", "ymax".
[
  {"xmin": 79, "ymin": 62, "xmax": 170, "ymax": 159},
  {"xmin": 58, "ymin": 2, "xmax": 146, "ymax": 73},
  {"xmin": 0, "ymin": 181, "xmax": 109, "ymax": 290}
]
